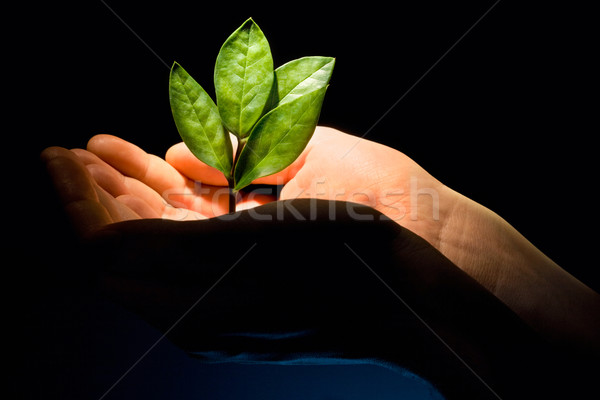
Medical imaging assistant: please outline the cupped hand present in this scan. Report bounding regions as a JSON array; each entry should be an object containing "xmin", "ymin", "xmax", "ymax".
[
  {"xmin": 43, "ymin": 126, "xmax": 455, "ymax": 246},
  {"xmin": 166, "ymin": 126, "xmax": 454, "ymax": 247},
  {"xmin": 39, "ymin": 128, "xmax": 583, "ymax": 399}
]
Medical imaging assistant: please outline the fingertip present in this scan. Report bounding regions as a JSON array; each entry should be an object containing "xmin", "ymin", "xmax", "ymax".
[
  {"xmin": 86, "ymin": 134, "xmax": 119, "ymax": 152},
  {"xmin": 164, "ymin": 142, "xmax": 186, "ymax": 165},
  {"xmin": 87, "ymin": 134, "xmax": 144, "ymax": 163},
  {"xmin": 40, "ymin": 146, "xmax": 79, "ymax": 164},
  {"xmin": 44, "ymin": 156, "xmax": 97, "ymax": 203},
  {"xmin": 71, "ymin": 148, "xmax": 106, "ymax": 166},
  {"xmin": 40, "ymin": 146, "xmax": 61, "ymax": 162}
]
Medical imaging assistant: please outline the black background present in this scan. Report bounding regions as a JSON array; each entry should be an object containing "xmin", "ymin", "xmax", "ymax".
[
  {"xmin": 8, "ymin": 0, "xmax": 599, "ymax": 398},
  {"xmin": 21, "ymin": 0, "xmax": 597, "ymax": 288}
]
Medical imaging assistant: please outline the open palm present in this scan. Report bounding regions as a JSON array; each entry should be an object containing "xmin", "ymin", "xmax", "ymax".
[{"xmin": 42, "ymin": 126, "xmax": 452, "ymax": 247}]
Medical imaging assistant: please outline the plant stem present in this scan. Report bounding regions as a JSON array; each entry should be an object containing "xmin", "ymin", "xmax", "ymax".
[
  {"xmin": 228, "ymin": 184, "xmax": 238, "ymax": 214},
  {"xmin": 227, "ymin": 137, "xmax": 247, "ymax": 214}
]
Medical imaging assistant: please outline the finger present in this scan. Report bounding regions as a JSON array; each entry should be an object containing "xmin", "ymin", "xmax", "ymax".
[
  {"xmin": 75, "ymin": 148, "xmax": 213, "ymax": 219},
  {"xmin": 76, "ymin": 146, "xmax": 199, "ymax": 215},
  {"xmin": 94, "ymin": 184, "xmax": 141, "ymax": 222},
  {"xmin": 115, "ymin": 194, "xmax": 160, "ymax": 219},
  {"xmin": 71, "ymin": 147, "xmax": 115, "ymax": 171},
  {"xmin": 41, "ymin": 147, "xmax": 113, "ymax": 238},
  {"xmin": 87, "ymin": 134, "xmax": 196, "ymax": 198},
  {"xmin": 85, "ymin": 160, "xmax": 169, "ymax": 214},
  {"xmin": 83, "ymin": 159, "xmax": 129, "ymax": 197}
]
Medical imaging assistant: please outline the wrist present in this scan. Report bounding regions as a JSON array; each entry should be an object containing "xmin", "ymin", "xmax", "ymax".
[
  {"xmin": 437, "ymin": 191, "xmax": 600, "ymax": 354},
  {"xmin": 434, "ymin": 192, "xmax": 504, "ymax": 288}
]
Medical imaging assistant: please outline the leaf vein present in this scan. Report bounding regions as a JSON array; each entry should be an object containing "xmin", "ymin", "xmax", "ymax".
[
  {"xmin": 240, "ymin": 93, "xmax": 321, "ymax": 182},
  {"xmin": 279, "ymin": 60, "xmax": 333, "ymax": 103},
  {"xmin": 246, "ymin": 51, "xmax": 269, "ymax": 69}
]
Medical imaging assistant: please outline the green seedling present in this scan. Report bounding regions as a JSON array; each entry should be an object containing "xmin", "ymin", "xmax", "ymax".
[{"xmin": 169, "ymin": 18, "xmax": 334, "ymax": 213}]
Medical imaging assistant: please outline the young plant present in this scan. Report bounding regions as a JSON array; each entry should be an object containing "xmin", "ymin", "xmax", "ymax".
[{"xmin": 169, "ymin": 18, "xmax": 334, "ymax": 213}]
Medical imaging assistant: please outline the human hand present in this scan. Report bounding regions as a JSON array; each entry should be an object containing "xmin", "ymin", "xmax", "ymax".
[
  {"xmin": 40, "ymin": 138, "xmax": 566, "ymax": 399},
  {"xmin": 43, "ymin": 126, "xmax": 455, "ymax": 252},
  {"xmin": 40, "ymin": 156, "xmax": 558, "ymax": 400},
  {"xmin": 42, "ymin": 125, "xmax": 600, "ymax": 359}
]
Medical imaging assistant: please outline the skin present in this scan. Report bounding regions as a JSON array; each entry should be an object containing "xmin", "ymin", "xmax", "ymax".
[{"xmin": 41, "ymin": 126, "xmax": 599, "ymax": 363}]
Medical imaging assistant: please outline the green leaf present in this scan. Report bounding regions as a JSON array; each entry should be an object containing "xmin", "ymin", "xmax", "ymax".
[
  {"xmin": 272, "ymin": 56, "xmax": 335, "ymax": 107},
  {"xmin": 214, "ymin": 18, "xmax": 274, "ymax": 138},
  {"xmin": 169, "ymin": 62, "xmax": 233, "ymax": 177},
  {"xmin": 234, "ymin": 86, "xmax": 328, "ymax": 191}
]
